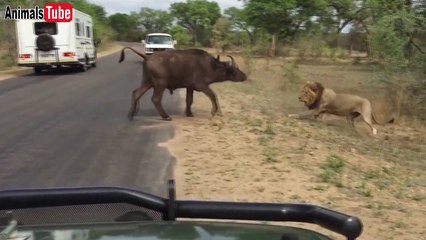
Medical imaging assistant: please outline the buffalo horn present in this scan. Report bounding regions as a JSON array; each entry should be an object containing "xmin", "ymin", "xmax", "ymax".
[{"xmin": 227, "ymin": 55, "xmax": 235, "ymax": 67}]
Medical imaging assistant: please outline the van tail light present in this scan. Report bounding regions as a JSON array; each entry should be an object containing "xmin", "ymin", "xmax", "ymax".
[
  {"xmin": 63, "ymin": 52, "xmax": 75, "ymax": 57},
  {"xmin": 19, "ymin": 54, "xmax": 31, "ymax": 59}
]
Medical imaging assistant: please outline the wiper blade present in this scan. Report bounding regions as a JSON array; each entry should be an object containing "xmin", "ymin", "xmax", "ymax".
[{"xmin": 0, "ymin": 218, "xmax": 17, "ymax": 240}]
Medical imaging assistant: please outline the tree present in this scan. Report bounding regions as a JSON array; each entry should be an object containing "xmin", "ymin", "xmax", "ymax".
[
  {"xmin": 170, "ymin": 0, "xmax": 221, "ymax": 46},
  {"xmin": 138, "ymin": 7, "xmax": 173, "ymax": 33},
  {"xmin": 170, "ymin": 26, "xmax": 192, "ymax": 47},
  {"xmin": 368, "ymin": 9, "xmax": 425, "ymax": 70},
  {"xmin": 244, "ymin": 0, "xmax": 297, "ymax": 57},
  {"xmin": 224, "ymin": 7, "xmax": 256, "ymax": 45},
  {"xmin": 323, "ymin": 0, "xmax": 358, "ymax": 33},
  {"xmin": 108, "ymin": 13, "xmax": 142, "ymax": 41},
  {"xmin": 212, "ymin": 17, "xmax": 232, "ymax": 52}
]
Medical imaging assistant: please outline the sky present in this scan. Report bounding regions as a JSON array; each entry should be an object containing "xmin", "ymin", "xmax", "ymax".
[{"xmin": 87, "ymin": 0, "xmax": 244, "ymax": 15}]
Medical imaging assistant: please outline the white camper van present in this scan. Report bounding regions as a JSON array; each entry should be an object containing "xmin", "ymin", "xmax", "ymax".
[
  {"xmin": 141, "ymin": 33, "xmax": 176, "ymax": 55},
  {"xmin": 15, "ymin": 8, "xmax": 98, "ymax": 74}
]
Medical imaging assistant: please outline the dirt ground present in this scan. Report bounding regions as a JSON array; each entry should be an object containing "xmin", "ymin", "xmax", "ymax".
[{"xmin": 162, "ymin": 53, "xmax": 425, "ymax": 240}]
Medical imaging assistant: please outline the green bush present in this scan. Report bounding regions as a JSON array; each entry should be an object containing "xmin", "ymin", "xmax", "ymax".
[
  {"xmin": 368, "ymin": 11, "xmax": 423, "ymax": 71},
  {"xmin": 170, "ymin": 26, "xmax": 192, "ymax": 48}
]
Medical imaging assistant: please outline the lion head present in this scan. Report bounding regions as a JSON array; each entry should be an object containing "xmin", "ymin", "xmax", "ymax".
[{"xmin": 298, "ymin": 81, "xmax": 324, "ymax": 109}]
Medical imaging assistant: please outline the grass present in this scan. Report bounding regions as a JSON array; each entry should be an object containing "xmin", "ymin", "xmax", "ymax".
[
  {"xmin": 356, "ymin": 181, "xmax": 373, "ymax": 197},
  {"xmin": 319, "ymin": 154, "xmax": 345, "ymax": 188}
]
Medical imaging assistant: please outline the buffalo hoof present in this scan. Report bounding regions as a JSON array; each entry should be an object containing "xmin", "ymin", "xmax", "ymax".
[
  {"xmin": 186, "ymin": 112, "xmax": 194, "ymax": 117},
  {"xmin": 162, "ymin": 116, "xmax": 172, "ymax": 121}
]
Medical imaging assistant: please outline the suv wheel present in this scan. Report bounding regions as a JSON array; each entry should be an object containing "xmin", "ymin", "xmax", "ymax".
[
  {"xmin": 91, "ymin": 50, "xmax": 97, "ymax": 68},
  {"xmin": 79, "ymin": 63, "xmax": 87, "ymax": 72},
  {"xmin": 33, "ymin": 67, "xmax": 42, "ymax": 74}
]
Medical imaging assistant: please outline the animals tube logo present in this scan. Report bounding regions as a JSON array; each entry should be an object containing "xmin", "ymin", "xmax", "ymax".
[{"xmin": 3, "ymin": 3, "xmax": 73, "ymax": 22}]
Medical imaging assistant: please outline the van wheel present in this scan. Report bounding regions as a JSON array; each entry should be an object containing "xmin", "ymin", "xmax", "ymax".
[
  {"xmin": 79, "ymin": 64, "xmax": 87, "ymax": 72},
  {"xmin": 91, "ymin": 51, "xmax": 97, "ymax": 67},
  {"xmin": 33, "ymin": 67, "xmax": 42, "ymax": 74}
]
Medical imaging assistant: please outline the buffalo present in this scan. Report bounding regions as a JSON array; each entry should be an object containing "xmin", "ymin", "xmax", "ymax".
[{"xmin": 118, "ymin": 47, "xmax": 247, "ymax": 121}]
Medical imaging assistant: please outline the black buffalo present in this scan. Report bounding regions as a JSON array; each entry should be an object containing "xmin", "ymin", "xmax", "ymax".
[{"xmin": 118, "ymin": 47, "xmax": 247, "ymax": 121}]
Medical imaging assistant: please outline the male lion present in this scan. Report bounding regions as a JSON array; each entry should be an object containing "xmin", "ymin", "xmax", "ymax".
[{"xmin": 288, "ymin": 81, "xmax": 394, "ymax": 135}]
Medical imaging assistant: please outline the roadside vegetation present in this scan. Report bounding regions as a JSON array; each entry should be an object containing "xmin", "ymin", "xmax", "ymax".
[{"xmin": 165, "ymin": 51, "xmax": 425, "ymax": 240}]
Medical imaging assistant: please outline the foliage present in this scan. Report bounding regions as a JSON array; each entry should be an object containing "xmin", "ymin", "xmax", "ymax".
[
  {"xmin": 170, "ymin": 0, "xmax": 221, "ymax": 46},
  {"xmin": 137, "ymin": 7, "xmax": 173, "ymax": 33},
  {"xmin": 368, "ymin": 9, "xmax": 425, "ymax": 71},
  {"xmin": 108, "ymin": 13, "xmax": 142, "ymax": 41},
  {"xmin": 320, "ymin": 154, "xmax": 345, "ymax": 188},
  {"xmin": 212, "ymin": 17, "xmax": 232, "ymax": 52},
  {"xmin": 244, "ymin": 0, "xmax": 297, "ymax": 56},
  {"xmin": 169, "ymin": 26, "xmax": 192, "ymax": 47},
  {"xmin": 224, "ymin": 7, "xmax": 256, "ymax": 45}
]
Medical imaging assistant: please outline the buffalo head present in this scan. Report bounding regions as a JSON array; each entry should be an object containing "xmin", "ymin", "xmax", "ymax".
[{"xmin": 213, "ymin": 55, "xmax": 247, "ymax": 82}]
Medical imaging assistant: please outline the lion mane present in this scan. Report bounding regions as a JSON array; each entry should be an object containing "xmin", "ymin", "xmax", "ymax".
[{"xmin": 300, "ymin": 81, "xmax": 325, "ymax": 110}]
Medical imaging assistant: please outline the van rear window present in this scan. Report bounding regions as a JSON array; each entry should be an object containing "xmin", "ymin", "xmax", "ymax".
[{"xmin": 34, "ymin": 22, "xmax": 57, "ymax": 35}]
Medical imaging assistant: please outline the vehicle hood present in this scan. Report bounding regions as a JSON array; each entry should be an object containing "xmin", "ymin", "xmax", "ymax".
[{"xmin": 10, "ymin": 221, "xmax": 331, "ymax": 240}]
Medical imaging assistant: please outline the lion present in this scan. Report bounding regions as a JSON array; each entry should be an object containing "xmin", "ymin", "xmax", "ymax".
[{"xmin": 287, "ymin": 81, "xmax": 394, "ymax": 135}]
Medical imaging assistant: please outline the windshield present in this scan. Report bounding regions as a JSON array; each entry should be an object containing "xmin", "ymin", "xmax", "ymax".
[
  {"xmin": 0, "ymin": 1, "xmax": 424, "ymax": 240},
  {"xmin": 34, "ymin": 22, "xmax": 57, "ymax": 35},
  {"xmin": 146, "ymin": 35, "xmax": 173, "ymax": 44}
]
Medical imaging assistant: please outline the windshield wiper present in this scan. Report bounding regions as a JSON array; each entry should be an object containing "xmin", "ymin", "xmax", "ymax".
[{"xmin": 0, "ymin": 213, "xmax": 18, "ymax": 240}]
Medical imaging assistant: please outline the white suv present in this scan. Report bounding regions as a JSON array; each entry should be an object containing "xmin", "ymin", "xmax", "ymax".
[{"xmin": 142, "ymin": 33, "xmax": 176, "ymax": 55}]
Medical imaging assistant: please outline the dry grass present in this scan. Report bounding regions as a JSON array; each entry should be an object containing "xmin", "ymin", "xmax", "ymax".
[{"xmin": 162, "ymin": 51, "xmax": 426, "ymax": 240}]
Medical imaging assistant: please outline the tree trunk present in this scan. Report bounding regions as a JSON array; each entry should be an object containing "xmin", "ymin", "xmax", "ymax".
[
  {"xmin": 192, "ymin": 30, "xmax": 197, "ymax": 46},
  {"xmin": 246, "ymin": 29, "xmax": 255, "ymax": 46},
  {"xmin": 268, "ymin": 33, "xmax": 276, "ymax": 57}
]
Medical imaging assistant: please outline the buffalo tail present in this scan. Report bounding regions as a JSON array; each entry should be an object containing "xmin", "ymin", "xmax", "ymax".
[{"xmin": 118, "ymin": 47, "xmax": 147, "ymax": 63}]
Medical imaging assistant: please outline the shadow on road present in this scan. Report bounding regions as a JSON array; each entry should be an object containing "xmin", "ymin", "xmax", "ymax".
[{"xmin": 32, "ymin": 66, "xmax": 86, "ymax": 76}]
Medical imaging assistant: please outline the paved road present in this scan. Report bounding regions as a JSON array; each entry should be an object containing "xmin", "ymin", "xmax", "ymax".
[{"xmin": 0, "ymin": 43, "xmax": 181, "ymax": 197}]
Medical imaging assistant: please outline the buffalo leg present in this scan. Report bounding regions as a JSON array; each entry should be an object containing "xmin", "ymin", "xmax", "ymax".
[
  {"xmin": 151, "ymin": 87, "xmax": 171, "ymax": 121},
  {"xmin": 185, "ymin": 88, "xmax": 194, "ymax": 117},
  {"xmin": 129, "ymin": 83, "xmax": 152, "ymax": 120},
  {"xmin": 201, "ymin": 86, "xmax": 219, "ymax": 117}
]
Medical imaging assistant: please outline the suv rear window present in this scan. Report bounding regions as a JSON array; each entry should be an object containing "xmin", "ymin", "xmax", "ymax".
[{"xmin": 34, "ymin": 22, "xmax": 57, "ymax": 35}]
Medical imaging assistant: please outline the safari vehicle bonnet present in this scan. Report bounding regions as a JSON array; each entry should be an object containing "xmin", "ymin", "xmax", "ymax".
[
  {"xmin": 15, "ymin": 8, "xmax": 98, "ymax": 74},
  {"xmin": 0, "ymin": 180, "xmax": 363, "ymax": 240},
  {"xmin": 142, "ymin": 33, "xmax": 176, "ymax": 55}
]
